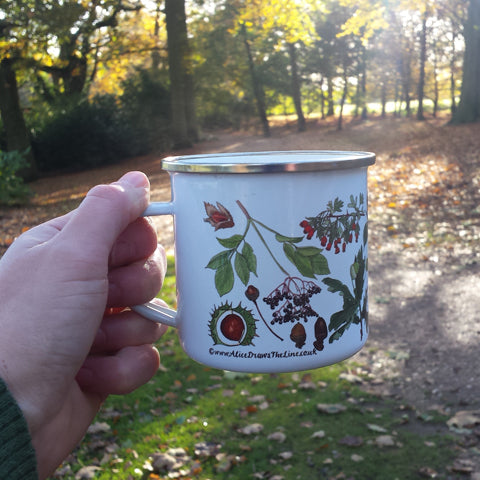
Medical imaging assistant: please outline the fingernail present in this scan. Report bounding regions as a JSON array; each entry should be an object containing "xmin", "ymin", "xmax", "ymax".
[{"xmin": 119, "ymin": 171, "xmax": 149, "ymax": 189}]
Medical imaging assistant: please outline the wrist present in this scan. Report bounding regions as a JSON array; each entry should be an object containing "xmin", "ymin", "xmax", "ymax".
[{"xmin": 0, "ymin": 377, "xmax": 38, "ymax": 479}]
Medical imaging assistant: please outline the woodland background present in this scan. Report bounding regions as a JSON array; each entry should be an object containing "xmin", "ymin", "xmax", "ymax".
[
  {"xmin": 2, "ymin": 1, "xmax": 480, "ymax": 478},
  {"xmin": 1, "ymin": 0, "xmax": 480, "ymax": 191}
]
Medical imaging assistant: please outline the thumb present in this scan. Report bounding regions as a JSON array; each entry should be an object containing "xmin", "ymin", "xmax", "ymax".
[{"xmin": 59, "ymin": 171, "xmax": 150, "ymax": 260}]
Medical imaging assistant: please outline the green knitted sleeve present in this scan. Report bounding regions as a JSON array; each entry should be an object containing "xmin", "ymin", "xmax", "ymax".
[{"xmin": 0, "ymin": 378, "xmax": 38, "ymax": 479}]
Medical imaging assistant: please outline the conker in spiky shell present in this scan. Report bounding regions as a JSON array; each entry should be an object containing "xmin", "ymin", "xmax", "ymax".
[
  {"xmin": 209, "ymin": 302, "xmax": 257, "ymax": 346},
  {"xmin": 220, "ymin": 313, "xmax": 245, "ymax": 341}
]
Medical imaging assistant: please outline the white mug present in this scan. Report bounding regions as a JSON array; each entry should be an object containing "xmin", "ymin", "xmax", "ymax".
[{"xmin": 133, "ymin": 151, "xmax": 375, "ymax": 373}]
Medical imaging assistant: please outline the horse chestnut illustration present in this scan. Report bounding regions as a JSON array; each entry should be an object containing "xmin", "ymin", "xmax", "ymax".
[
  {"xmin": 220, "ymin": 313, "xmax": 245, "ymax": 342},
  {"xmin": 209, "ymin": 302, "xmax": 257, "ymax": 346}
]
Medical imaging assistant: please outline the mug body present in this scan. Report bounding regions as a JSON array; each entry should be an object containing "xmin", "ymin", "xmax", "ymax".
[{"xmin": 165, "ymin": 151, "xmax": 373, "ymax": 373}]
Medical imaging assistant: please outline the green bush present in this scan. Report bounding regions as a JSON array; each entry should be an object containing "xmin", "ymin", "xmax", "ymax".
[
  {"xmin": 31, "ymin": 70, "xmax": 171, "ymax": 173},
  {"xmin": 32, "ymin": 95, "xmax": 130, "ymax": 172},
  {"xmin": 119, "ymin": 69, "xmax": 171, "ymax": 155},
  {"xmin": 0, "ymin": 149, "xmax": 32, "ymax": 206}
]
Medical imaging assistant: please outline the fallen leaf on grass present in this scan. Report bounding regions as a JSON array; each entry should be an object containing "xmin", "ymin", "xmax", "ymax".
[
  {"xmin": 375, "ymin": 435, "xmax": 396, "ymax": 447},
  {"xmin": 366, "ymin": 423, "xmax": 388, "ymax": 433},
  {"xmin": 351, "ymin": 454, "xmax": 364, "ymax": 462},
  {"xmin": 278, "ymin": 451, "xmax": 293, "ymax": 460},
  {"xmin": 418, "ymin": 466, "xmax": 438, "ymax": 478},
  {"xmin": 75, "ymin": 466, "xmax": 102, "ymax": 479},
  {"xmin": 248, "ymin": 395, "xmax": 266, "ymax": 403},
  {"xmin": 317, "ymin": 403, "xmax": 347, "ymax": 414},
  {"xmin": 339, "ymin": 435, "xmax": 364, "ymax": 447},
  {"xmin": 86, "ymin": 422, "xmax": 111, "ymax": 435},
  {"xmin": 298, "ymin": 380, "xmax": 317, "ymax": 390},
  {"xmin": 447, "ymin": 410, "xmax": 480, "ymax": 429},
  {"xmin": 238, "ymin": 423, "xmax": 264, "ymax": 435},
  {"xmin": 151, "ymin": 448, "xmax": 191, "ymax": 472},
  {"xmin": 311, "ymin": 430, "xmax": 326, "ymax": 439},
  {"xmin": 194, "ymin": 442, "xmax": 221, "ymax": 457},
  {"xmin": 268, "ymin": 431, "xmax": 287, "ymax": 443},
  {"xmin": 449, "ymin": 459, "xmax": 475, "ymax": 474},
  {"xmin": 339, "ymin": 373, "xmax": 363, "ymax": 384}
]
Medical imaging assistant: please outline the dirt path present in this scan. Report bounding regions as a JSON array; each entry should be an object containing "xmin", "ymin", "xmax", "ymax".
[{"xmin": 1, "ymin": 117, "xmax": 480, "ymax": 473}]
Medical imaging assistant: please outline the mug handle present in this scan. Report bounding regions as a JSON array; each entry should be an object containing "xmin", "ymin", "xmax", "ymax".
[{"xmin": 130, "ymin": 202, "xmax": 178, "ymax": 328}]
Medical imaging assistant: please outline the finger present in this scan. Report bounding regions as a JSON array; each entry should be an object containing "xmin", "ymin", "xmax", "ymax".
[
  {"xmin": 109, "ymin": 217, "xmax": 159, "ymax": 268},
  {"xmin": 59, "ymin": 172, "xmax": 150, "ymax": 262},
  {"xmin": 91, "ymin": 309, "xmax": 168, "ymax": 354},
  {"xmin": 107, "ymin": 247, "xmax": 165, "ymax": 306},
  {"xmin": 76, "ymin": 345, "xmax": 161, "ymax": 395}
]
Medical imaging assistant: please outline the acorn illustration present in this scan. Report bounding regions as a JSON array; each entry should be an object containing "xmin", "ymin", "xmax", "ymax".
[
  {"xmin": 290, "ymin": 323, "xmax": 307, "ymax": 349},
  {"xmin": 313, "ymin": 317, "xmax": 328, "ymax": 351}
]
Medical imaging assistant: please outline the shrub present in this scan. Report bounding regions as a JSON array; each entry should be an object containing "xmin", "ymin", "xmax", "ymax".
[
  {"xmin": 119, "ymin": 69, "xmax": 171, "ymax": 155},
  {"xmin": 31, "ymin": 70, "xmax": 171, "ymax": 173},
  {"xmin": 0, "ymin": 149, "xmax": 32, "ymax": 206},
  {"xmin": 32, "ymin": 95, "xmax": 130, "ymax": 172}
]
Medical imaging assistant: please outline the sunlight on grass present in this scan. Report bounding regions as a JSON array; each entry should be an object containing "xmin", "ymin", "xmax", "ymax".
[{"xmin": 53, "ymin": 255, "xmax": 457, "ymax": 480}]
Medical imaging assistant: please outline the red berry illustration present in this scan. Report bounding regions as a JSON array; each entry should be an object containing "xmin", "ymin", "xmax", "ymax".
[
  {"xmin": 321, "ymin": 236, "xmax": 327, "ymax": 246},
  {"xmin": 220, "ymin": 313, "xmax": 245, "ymax": 342},
  {"xmin": 326, "ymin": 242, "xmax": 332, "ymax": 251},
  {"xmin": 342, "ymin": 242, "xmax": 346, "ymax": 252}
]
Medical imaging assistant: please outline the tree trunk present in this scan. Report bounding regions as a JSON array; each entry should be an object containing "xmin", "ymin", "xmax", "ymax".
[
  {"xmin": 450, "ymin": 30, "xmax": 457, "ymax": 115},
  {"xmin": 381, "ymin": 81, "xmax": 387, "ymax": 118},
  {"xmin": 337, "ymin": 71, "xmax": 348, "ymax": 131},
  {"xmin": 432, "ymin": 40, "xmax": 439, "ymax": 117},
  {"xmin": 417, "ymin": 14, "xmax": 427, "ymax": 121},
  {"xmin": 241, "ymin": 24, "xmax": 270, "ymax": 137},
  {"xmin": 452, "ymin": 0, "xmax": 480, "ymax": 124},
  {"xmin": 0, "ymin": 58, "xmax": 37, "ymax": 181},
  {"xmin": 326, "ymin": 76, "xmax": 334, "ymax": 116},
  {"xmin": 360, "ymin": 47, "xmax": 368, "ymax": 120},
  {"xmin": 165, "ymin": 0, "xmax": 193, "ymax": 148},
  {"xmin": 287, "ymin": 43, "xmax": 306, "ymax": 132}
]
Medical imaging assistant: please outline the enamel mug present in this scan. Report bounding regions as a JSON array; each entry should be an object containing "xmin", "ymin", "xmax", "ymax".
[{"xmin": 133, "ymin": 151, "xmax": 376, "ymax": 373}]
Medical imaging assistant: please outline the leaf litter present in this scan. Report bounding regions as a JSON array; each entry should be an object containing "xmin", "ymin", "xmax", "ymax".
[{"xmin": 6, "ymin": 118, "xmax": 480, "ymax": 479}]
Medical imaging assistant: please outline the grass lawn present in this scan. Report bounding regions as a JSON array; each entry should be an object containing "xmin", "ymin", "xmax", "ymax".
[{"xmin": 52, "ymin": 257, "xmax": 458, "ymax": 480}]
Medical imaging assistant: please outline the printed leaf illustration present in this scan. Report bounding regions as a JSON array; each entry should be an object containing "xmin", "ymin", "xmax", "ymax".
[
  {"xmin": 322, "ymin": 247, "xmax": 367, "ymax": 343},
  {"xmin": 283, "ymin": 243, "xmax": 329, "ymax": 278},
  {"xmin": 215, "ymin": 262, "xmax": 234, "ymax": 297},
  {"xmin": 206, "ymin": 250, "xmax": 230, "ymax": 270},
  {"xmin": 275, "ymin": 233, "xmax": 304, "ymax": 243},
  {"xmin": 234, "ymin": 252, "xmax": 250, "ymax": 285},
  {"xmin": 217, "ymin": 234, "xmax": 243, "ymax": 249},
  {"xmin": 242, "ymin": 242, "xmax": 257, "ymax": 275}
]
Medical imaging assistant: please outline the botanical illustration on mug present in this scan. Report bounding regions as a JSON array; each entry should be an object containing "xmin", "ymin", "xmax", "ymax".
[{"xmin": 203, "ymin": 194, "xmax": 368, "ymax": 353}]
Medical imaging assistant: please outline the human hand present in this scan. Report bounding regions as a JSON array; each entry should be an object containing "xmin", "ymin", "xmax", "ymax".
[{"xmin": 0, "ymin": 172, "xmax": 167, "ymax": 479}]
